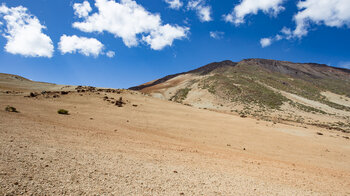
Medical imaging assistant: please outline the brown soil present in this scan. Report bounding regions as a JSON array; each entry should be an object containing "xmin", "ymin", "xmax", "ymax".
[{"xmin": 0, "ymin": 74, "xmax": 349, "ymax": 195}]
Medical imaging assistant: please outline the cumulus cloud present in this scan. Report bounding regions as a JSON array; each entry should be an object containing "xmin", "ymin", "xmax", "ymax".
[
  {"xmin": 142, "ymin": 24, "xmax": 188, "ymax": 50},
  {"xmin": 293, "ymin": 0, "xmax": 350, "ymax": 38},
  {"xmin": 106, "ymin": 50, "xmax": 115, "ymax": 58},
  {"xmin": 260, "ymin": 27, "xmax": 292, "ymax": 47},
  {"xmin": 0, "ymin": 5, "xmax": 54, "ymax": 57},
  {"xmin": 187, "ymin": 0, "xmax": 212, "ymax": 22},
  {"xmin": 72, "ymin": 0, "xmax": 189, "ymax": 50},
  {"xmin": 260, "ymin": 38, "xmax": 272, "ymax": 47},
  {"xmin": 73, "ymin": 1, "xmax": 92, "ymax": 18},
  {"xmin": 164, "ymin": 0, "xmax": 183, "ymax": 10},
  {"xmin": 209, "ymin": 31, "xmax": 224, "ymax": 39},
  {"xmin": 224, "ymin": 0, "xmax": 285, "ymax": 25},
  {"xmin": 262, "ymin": 0, "xmax": 350, "ymax": 47},
  {"xmin": 58, "ymin": 35, "xmax": 104, "ymax": 57}
]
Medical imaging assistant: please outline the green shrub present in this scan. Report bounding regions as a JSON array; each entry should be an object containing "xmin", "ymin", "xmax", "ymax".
[
  {"xmin": 170, "ymin": 88, "xmax": 191, "ymax": 103},
  {"xmin": 5, "ymin": 105, "xmax": 18, "ymax": 113},
  {"xmin": 57, "ymin": 109, "xmax": 69, "ymax": 115}
]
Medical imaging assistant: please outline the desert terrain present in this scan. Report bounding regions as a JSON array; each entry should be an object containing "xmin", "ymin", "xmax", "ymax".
[{"xmin": 0, "ymin": 73, "xmax": 350, "ymax": 195}]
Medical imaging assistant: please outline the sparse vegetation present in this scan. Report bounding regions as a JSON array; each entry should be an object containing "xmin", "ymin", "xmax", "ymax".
[
  {"xmin": 5, "ymin": 105, "xmax": 18, "ymax": 113},
  {"xmin": 199, "ymin": 73, "xmax": 288, "ymax": 109},
  {"xmin": 170, "ymin": 88, "xmax": 191, "ymax": 103},
  {"xmin": 57, "ymin": 109, "xmax": 69, "ymax": 115},
  {"xmin": 289, "ymin": 101, "xmax": 327, "ymax": 114}
]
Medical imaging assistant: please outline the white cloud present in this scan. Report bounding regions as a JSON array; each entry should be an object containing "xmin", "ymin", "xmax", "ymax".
[
  {"xmin": 58, "ymin": 35, "xmax": 104, "ymax": 57},
  {"xmin": 293, "ymin": 0, "xmax": 350, "ymax": 38},
  {"xmin": 0, "ymin": 5, "xmax": 54, "ymax": 57},
  {"xmin": 260, "ymin": 38, "xmax": 272, "ymax": 47},
  {"xmin": 106, "ymin": 50, "xmax": 115, "ymax": 58},
  {"xmin": 164, "ymin": 0, "xmax": 183, "ymax": 10},
  {"xmin": 142, "ymin": 24, "xmax": 188, "ymax": 50},
  {"xmin": 224, "ymin": 0, "xmax": 285, "ymax": 25},
  {"xmin": 187, "ymin": 0, "xmax": 212, "ymax": 22},
  {"xmin": 259, "ymin": 27, "xmax": 291, "ymax": 47},
  {"xmin": 73, "ymin": 0, "xmax": 189, "ymax": 50},
  {"xmin": 73, "ymin": 1, "xmax": 92, "ymax": 18},
  {"xmin": 280, "ymin": 27, "xmax": 292, "ymax": 39},
  {"xmin": 263, "ymin": 0, "xmax": 350, "ymax": 47},
  {"xmin": 209, "ymin": 31, "xmax": 224, "ymax": 39}
]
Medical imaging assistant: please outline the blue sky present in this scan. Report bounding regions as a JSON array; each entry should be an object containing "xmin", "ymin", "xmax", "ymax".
[{"xmin": 0, "ymin": 0, "xmax": 349, "ymax": 88}]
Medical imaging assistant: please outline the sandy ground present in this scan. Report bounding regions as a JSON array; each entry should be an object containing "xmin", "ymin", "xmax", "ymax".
[{"xmin": 0, "ymin": 76, "xmax": 350, "ymax": 195}]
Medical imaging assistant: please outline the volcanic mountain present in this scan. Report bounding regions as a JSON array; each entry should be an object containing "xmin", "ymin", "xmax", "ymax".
[{"xmin": 131, "ymin": 58, "xmax": 350, "ymax": 132}]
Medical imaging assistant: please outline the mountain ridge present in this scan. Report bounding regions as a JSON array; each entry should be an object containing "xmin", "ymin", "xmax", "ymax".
[{"xmin": 130, "ymin": 58, "xmax": 350, "ymax": 91}]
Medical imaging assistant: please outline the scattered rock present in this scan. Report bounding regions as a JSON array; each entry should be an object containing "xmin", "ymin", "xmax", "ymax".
[
  {"xmin": 132, "ymin": 104, "xmax": 138, "ymax": 107},
  {"xmin": 26, "ymin": 92, "xmax": 39, "ymax": 97},
  {"xmin": 240, "ymin": 114, "xmax": 247, "ymax": 118},
  {"xmin": 316, "ymin": 132, "xmax": 323, "ymax": 135},
  {"xmin": 227, "ymin": 144, "xmax": 231, "ymax": 147},
  {"xmin": 173, "ymin": 170, "xmax": 178, "ymax": 173},
  {"xmin": 243, "ymin": 148, "xmax": 246, "ymax": 151},
  {"xmin": 343, "ymin": 136, "xmax": 349, "ymax": 140}
]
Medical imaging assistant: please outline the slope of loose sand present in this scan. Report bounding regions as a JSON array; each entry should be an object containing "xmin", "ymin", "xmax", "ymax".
[{"xmin": 0, "ymin": 74, "xmax": 349, "ymax": 195}]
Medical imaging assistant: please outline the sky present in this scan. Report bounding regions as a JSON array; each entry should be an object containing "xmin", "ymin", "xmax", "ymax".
[{"xmin": 0, "ymin": 0, "xmax": 349, "ymax": 88}]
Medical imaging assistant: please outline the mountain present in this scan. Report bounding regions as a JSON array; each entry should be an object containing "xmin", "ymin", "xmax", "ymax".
[{"xmin": 130, "ymin": 58, "xmax": 350, "ymax": 133}]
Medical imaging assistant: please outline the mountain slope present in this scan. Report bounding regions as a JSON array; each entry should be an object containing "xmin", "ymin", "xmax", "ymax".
[{"xmin": 130, "ymin": 58, "xmax": 350, "ymax": 132}]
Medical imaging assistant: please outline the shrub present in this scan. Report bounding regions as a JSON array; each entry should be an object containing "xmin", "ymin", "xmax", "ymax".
[
  {"xmin": 57, "ymin": 109, "xmax": 69, "ymax": 115},
  {"xmin": 5, "ymin": 106, "xmax": 18, "ymax": 113}
]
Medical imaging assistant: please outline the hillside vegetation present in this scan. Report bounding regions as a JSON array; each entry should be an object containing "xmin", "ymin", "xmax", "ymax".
[{"xmin": 131, "ymin": 59, "xmax": 350, "ymax": 132}]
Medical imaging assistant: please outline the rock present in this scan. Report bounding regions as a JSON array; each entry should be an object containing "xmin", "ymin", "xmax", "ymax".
[
  {"xmin": 29, "ymin": 92, "xmax": 38, "ymax": 97},
  {"xmin": 316, "ymin": 132, "xmax": 323, "ymax": 135}
]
